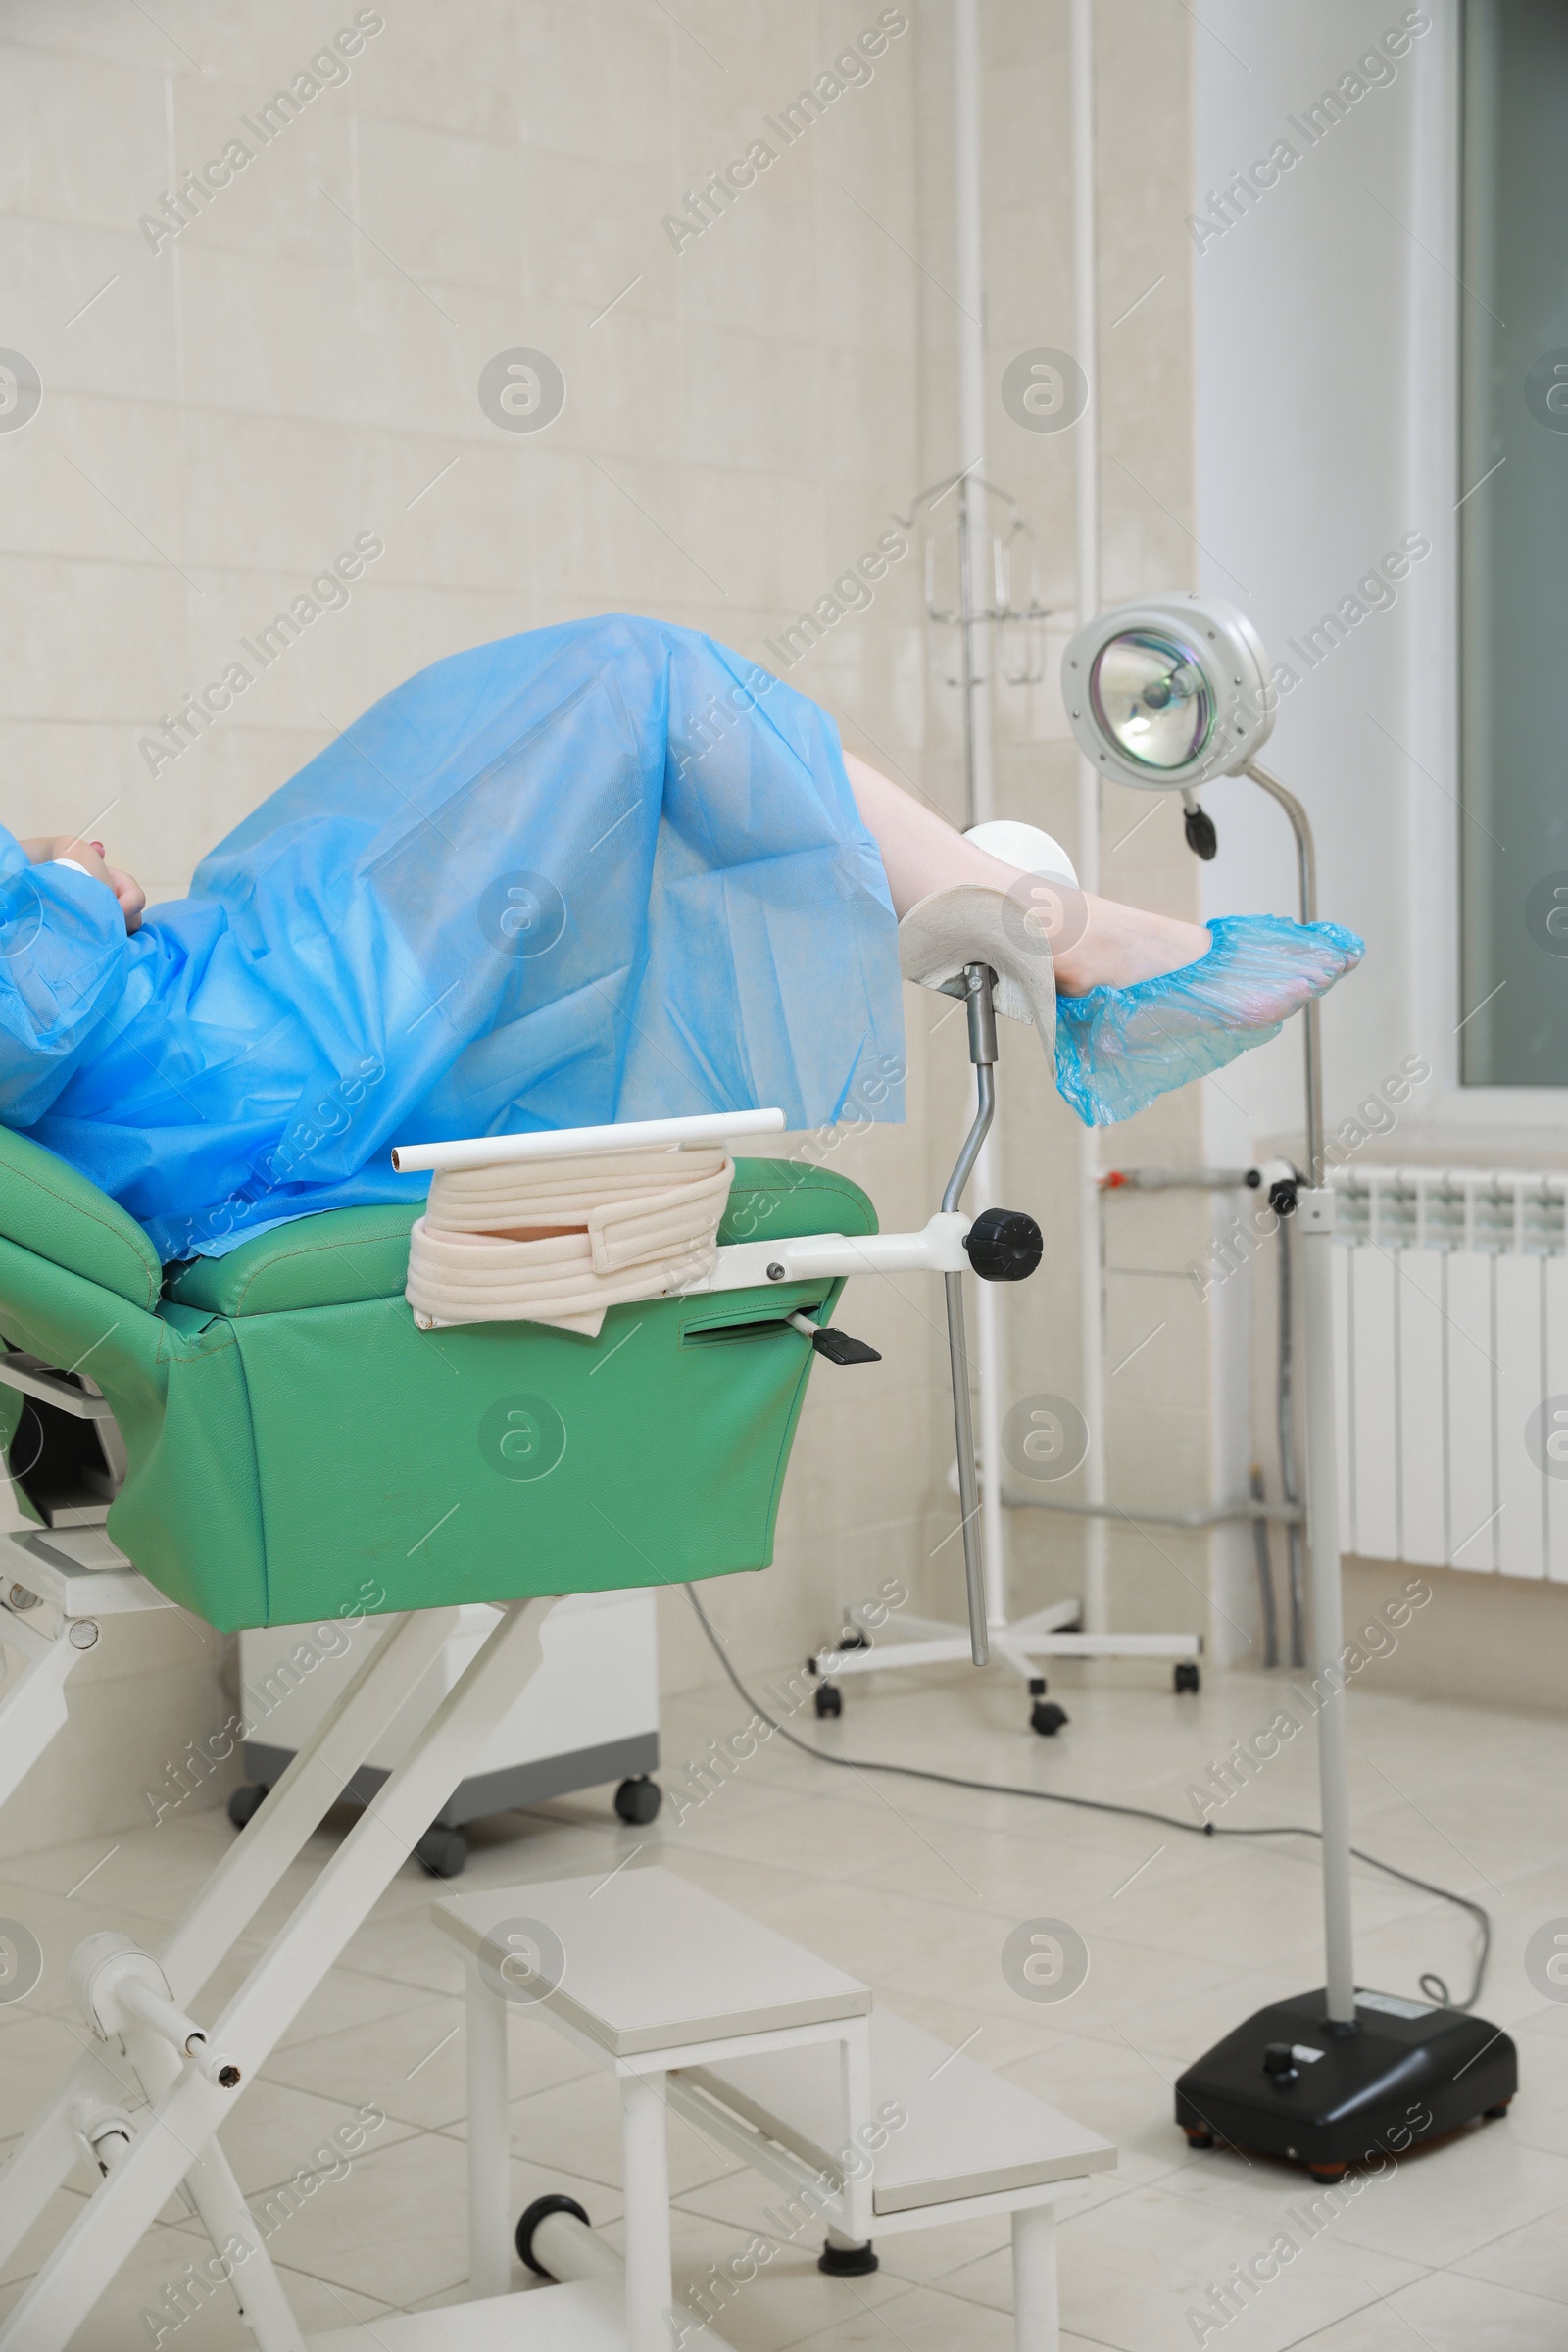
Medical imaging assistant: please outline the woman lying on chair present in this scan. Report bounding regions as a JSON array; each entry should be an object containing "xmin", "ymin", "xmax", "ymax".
[{"xmin": 3, "ymin": 614, "xmax": 1359, "ymax": 1264}]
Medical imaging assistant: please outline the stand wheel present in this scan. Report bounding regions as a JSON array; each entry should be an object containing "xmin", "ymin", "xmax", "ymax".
[
  {"xmin": 1174, "ymin": 1662, "xmax": 1200, "ymax": 1694},
  {"xmin": 227, "ymin": 1784, "xmax": 270, "ymax": 1832},
  {"xmin": 1183, "ymin": 2128, "xmax": 1215, "ymax": 2149},
  {"xmin": 613, "ymin": 1775, "xmax": 662, "ymax": 1826},
  {"xmin": 415, "ymin": 1825, "xmax": 467, "ymax": 1879},
  {"xmin": 1483, "ymin": 2098, "xmax": 1512, "ymax": 2119},
  {"xmin": 1030, "ymin": 1700, "xmax": 1069, "ymax": 1736},
  {"xmin": 516, "ymin": 2193, "xmax": 591, "ymax": 2278},
  {"xmin": 814, "ymin": 1682, "xmax": 843, "ymax": 1718},
  {"xmin": 1307, "ymin": 2161, "xmax": 1348, "ymax": 2183}
]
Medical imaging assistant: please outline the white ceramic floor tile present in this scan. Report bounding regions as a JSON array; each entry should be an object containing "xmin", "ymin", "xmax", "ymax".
[
  {"xmin": 266, "ymin": 1988, "xmax": 543, "ymax": 2130},
  {"xmin": 449, "ymin": 2065, "xmax": 746, "ymax": 2199},
  {"xmin": 201, "ymin": 2072, "xmax": 421, "ymax": 2198},
  {"xmin": 269, "ymin": 1960, "xmax": 439, "ymax": 2052},
  {"xmin": 237, "ymin": 2125, "xmax": 617, "ymax": 2308},
  {"xmin": 1455, "ymin": 2196, "xmax": 1568, "ymax": 2302},
  {"xmin": 1505, "ymin": 2025, "xmax": 1568, "ymax": 2156},
  {"xmin": 1292, "ymin": 2268, "xmax": 1568, "ymax": 2348},
  {"xmin": 1159, "ymin": 2122, "xmax": 1568, "ymax": 2272},
  {"xmin": 783, "ymin": 2278, "xmax": 1024, "ymax": 2349},
  {"xmin": 1054, "ymin": 2180, "xmax": 1424, "ymax": 2351},
  {"xmin": 0, "ymin": 2214, "xmax": 392, "ymax": 2348},
  {"xmin": 335, "ymin": 1905, "xmax": 472, "ymax": 1997}
]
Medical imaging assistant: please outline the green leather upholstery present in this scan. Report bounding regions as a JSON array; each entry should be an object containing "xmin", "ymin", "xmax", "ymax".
[
  {"xmin": 0, "ymin": 1127, "xmax": 163, "ymax": 1310},
  {"xmin": 165, "ymin": 1205, "xmax": 423, "ymax": 1317},
  {"xmin": 0, "ymin": 1138, "xmax": 873, "ymax": 1633}
]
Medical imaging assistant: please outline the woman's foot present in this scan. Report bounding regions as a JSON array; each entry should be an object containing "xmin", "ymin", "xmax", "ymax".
[
  {"xmin": 1049, "ymin": 894, "xmax": 1212, "ymax": 997},
  {"xmin": 1054, "ymin": 914, "xmax": 1364, "ymax": 1126}
]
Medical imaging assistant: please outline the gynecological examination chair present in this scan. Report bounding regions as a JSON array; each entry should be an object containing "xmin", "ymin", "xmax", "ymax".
[{"xmin": 0, "ymin": 954, "xmax": 1049, "ymax": 2349}]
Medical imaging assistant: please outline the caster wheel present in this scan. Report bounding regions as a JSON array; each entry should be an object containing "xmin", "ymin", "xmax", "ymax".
[
  {"xmin": 1307, "ymin": 2162, "xmax": 1348, "ymax": 2183},
  {"xmin": 415, "ymin": 1825, "xmax": 467, "ymax": 1879},
  {"xmin": 1030, "ymin": 1700, "xmax": 1069, "ymax": 1736},
  {"xmin": 837, "ymin": 1630, "xmax": 869, "ymax": 1651},
  {"xmin": 1484, "ymin": 2098, "xmax": 1512, "ymax": 2119},
  {"xmin": 1183, "ymin": 2128, "xmax": 1215, "ymax": 2149},
  {"xmin": 227, "ymin": 1784, "xmax": 270, "ymax": 1832},
  {"xmin": 613, "ymin": 1775, "xmax": 662, "ymax": 1826},
  {"xmin": 814, "ymin": 1682, "xmax": 843, "ymax": 1718},
  {"xmin": 516, "ymin": 2193, "xmax": 591, "ymax": 2278},
  {"xmin": 817, "ymin": 2237, "xmax": 878, "ymax": 2276},
  {"xmin": 1174, "ymin": 1662, "xmax": 1200, "ymax": 1694}
]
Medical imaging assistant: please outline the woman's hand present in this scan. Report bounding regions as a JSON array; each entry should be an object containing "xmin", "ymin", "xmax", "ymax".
[{"xmin": 17, "ymin": 836, "xmax": 145, "ymax": 933}]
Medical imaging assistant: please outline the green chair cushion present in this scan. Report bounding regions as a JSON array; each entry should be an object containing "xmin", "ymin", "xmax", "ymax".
[
  {"xmin": 0, "ymin": 1126, "xmax": 163, "ymax": 1311},
  {"xmin": 716, "ymin": 1158, "xmax": 878, "ymax": 1247},
  {"xmin": 164, "ymin": 1205, "xmax": 424, "ymax": 1316}
]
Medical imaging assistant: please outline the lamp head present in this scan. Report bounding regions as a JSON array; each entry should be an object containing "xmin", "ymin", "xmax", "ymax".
[{"xmin": 1061, "ymin": 594, "xmax": 1275, "ymax": 793}]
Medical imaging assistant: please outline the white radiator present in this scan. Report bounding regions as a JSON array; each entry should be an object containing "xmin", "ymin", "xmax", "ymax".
[{"xmin": 1329, "ymin": 1165, "xmax": 1568, "ymax": 1578}]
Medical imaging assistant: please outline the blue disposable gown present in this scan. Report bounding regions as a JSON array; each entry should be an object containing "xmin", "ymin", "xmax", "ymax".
[{"xmin": 1, "ymin": 617, "xmax": 905, "ymax": 1261}]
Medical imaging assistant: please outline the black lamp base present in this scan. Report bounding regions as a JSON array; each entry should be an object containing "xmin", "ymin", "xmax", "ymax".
[{"xmin": 1175, "ymin": 1987, "xmax": 1517, "ymax": 2179}]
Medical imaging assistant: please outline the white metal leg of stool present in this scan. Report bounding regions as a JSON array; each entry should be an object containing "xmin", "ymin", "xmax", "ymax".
[
  {"xmin": 838, "ymin": 2016, "xmax": 875, "ymax": 2242},
  {"xmin": 620, "ymin": 2070, "xmax": 673, "ymax": 2352},
  {"xmin": 466, "ymin": 1962, "xmax": 512, "ymax": 2298},
  {"xmin": 1012, "ymin": 2205, "xmax": 1058, "ymax": 2352}
]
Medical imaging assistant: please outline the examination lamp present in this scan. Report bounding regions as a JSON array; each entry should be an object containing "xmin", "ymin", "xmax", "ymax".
[
  {"xmin": 1059, "ymin": 595, "xmax": 1516, "ymax": 2180},
  {"xmin": 1064, "ymin": 594, "xmax": 1273, "ymax": 862}
]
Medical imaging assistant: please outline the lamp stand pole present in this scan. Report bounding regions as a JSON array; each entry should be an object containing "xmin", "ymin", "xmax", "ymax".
[
  {"xmin": 1245, "ymin": 760, "xmax": 1353, "ymax": 2027},
  {"xmin": 1173, "ymin": 751, "xmax": 1514, "ymax": 2168}
]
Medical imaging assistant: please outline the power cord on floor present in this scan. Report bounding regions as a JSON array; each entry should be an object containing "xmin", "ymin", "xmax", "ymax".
[{"xmin": 681, "ymin": 1586, "xmax": 1491, "ymax": 2011}]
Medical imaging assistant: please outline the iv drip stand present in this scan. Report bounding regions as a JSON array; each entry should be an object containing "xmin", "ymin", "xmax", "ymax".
[{"xmin": 808, "ymin": 0, "xmax": 1199, "ymax": 1721}]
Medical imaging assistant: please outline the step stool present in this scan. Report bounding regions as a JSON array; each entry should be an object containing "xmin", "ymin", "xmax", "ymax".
[{"xmin": 432, "ymin": 1864, "xmax": 1115, "ymax": 2352}]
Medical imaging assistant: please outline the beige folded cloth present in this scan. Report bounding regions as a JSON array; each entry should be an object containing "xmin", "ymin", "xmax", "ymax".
[
  {"xmin": 405, "ymin": 1146, "xmax": 733, "ymax": 1334},
  {"xmin": 898, "ymin": 883, "xmax": 1057, "ymax": 1053}
]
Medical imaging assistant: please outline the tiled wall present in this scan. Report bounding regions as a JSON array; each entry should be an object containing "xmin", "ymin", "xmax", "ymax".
[{"xmin": 0, "ymin": 0, "xmax": 1213, "ymax": 1852}]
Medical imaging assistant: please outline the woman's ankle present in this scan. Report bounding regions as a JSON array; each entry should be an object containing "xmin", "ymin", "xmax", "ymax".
[{"xmin": 1053, "ymin": 899, "xmax": 1212, "ymax": 996}]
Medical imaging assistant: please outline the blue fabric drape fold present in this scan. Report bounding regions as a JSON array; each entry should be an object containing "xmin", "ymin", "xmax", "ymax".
[{"xmin": 8, "ymin": 617, "xmax": 903, "ymax": 1259}]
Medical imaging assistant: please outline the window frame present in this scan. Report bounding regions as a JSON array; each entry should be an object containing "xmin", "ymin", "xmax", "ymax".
[{"xmin": 1417, "ymin": 0, "xmax": 1568, "ymax": 1123}]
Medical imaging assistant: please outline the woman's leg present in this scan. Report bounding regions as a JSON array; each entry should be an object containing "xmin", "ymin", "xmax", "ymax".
[{"xmin": 842, "ymin": 752, "xmax": 1211, "ymax": 997}]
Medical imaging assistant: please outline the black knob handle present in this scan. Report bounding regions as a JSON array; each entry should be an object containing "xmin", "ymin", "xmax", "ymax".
[
  {"xmin": 1184, "ymin": 804, "xmax": 1219, "ymax": 859},
  {"xmin": 964, "ymin": 1208, "xmax": 1044, "ymax": 1283},
  {"xmin": 1262, "ymin": 2040, "xmax": 1298, "ymax": 2079}
]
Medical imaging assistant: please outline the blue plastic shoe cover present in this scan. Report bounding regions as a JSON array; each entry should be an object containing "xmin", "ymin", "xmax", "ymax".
[{"xmin": 1053, "ymin": 913, "xmax": 1364, "ymax": 1127}]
